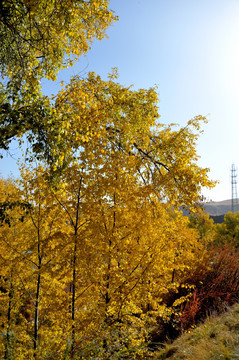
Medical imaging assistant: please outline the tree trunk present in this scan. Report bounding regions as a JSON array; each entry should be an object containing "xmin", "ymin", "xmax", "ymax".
[{"xmin": 33, "ymin": 268, "xmax": 41, "ymax": 359}]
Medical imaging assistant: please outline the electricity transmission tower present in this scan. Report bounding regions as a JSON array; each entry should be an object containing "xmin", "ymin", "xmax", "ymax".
[{"xmin": 231, "ymin": 163, "xmax": 238, "ymax": 213}]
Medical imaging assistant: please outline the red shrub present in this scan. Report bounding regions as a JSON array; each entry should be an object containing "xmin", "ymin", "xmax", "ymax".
[{"xmin": 179, "ymin": 244, "xmax": 239, "ymax": 331}]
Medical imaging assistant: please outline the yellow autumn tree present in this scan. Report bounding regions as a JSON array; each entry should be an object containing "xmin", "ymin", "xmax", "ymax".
[
  {"xmin": 52, "ymin": 72, "xmax": 213, "ymax": 207},
  {"xmin": 0, "ymin": 177, "xmax": 25, "ymax": 359},
  {"xmin": 44, "ymin": 147, "xmax": 210, "ymax": 358},
  {"xmin": 0, "ymin": 171, "xmax": 72, "ymax": 359},
  {"xmin": 0, "ymin": 73, "xmax": 215, "ymax": 359},
  {"xmin": 35, "ymin": 72, "xmax": 214, "ymax": 357}
]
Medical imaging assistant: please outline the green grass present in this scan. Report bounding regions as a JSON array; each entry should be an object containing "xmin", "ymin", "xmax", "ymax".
[{"xmin": 154, "ymin": 303, "xmax": 239, "ymax": 360}]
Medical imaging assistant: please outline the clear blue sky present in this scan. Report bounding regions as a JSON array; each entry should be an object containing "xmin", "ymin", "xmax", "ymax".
[{"xmin": 1, "ymin": 0, "xmax": 239, "ymax": 202}]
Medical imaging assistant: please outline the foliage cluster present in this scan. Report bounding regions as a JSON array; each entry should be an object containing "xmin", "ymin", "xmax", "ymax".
[
  {"xmin": 0, "ymin": 76, "xmax": 215, "ymax": 357},
  {"xmin": 177, "ymin": 244, "xmax": 239, "ymax": 332},
  {"xmin": 0, "ymin": 96, "xmax": 214, "ymax": 358},
  {"xmin": 148, "ymin": 213, "xmax": 239, "ymax": 347},
  {"xmin": 0, "ymin": 0, "xmax": 117, "ymax": 159},
  {"xmin": 0, "ymin": 0, "xmax": 116, "ymax": 82},
  {"xmin": 213, "ymin": 212, "xmax": 239, "ymax": 248}
]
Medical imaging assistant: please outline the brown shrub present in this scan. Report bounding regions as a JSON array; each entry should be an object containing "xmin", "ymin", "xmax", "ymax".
[{"xmin": 179, "ymin": 244, "xmax": 239, "ymax": 331}]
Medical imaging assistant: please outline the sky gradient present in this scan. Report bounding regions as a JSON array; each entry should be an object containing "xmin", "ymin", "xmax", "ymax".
[{"xmin": 1, "ymin": 0, "xmax": 239, "ymax": 202}]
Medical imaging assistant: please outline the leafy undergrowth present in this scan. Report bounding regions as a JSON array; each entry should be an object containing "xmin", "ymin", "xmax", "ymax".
[
  {"xmin": 178, "ymin": 244, "xmax": 239, "ymax": 332},
  {"xmin": 155, "ymin": 302, "xmax": 239, "ymax": 360}
]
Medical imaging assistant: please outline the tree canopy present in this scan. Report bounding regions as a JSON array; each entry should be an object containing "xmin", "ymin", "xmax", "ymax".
[
  {"xmin": 0, "ymin": 0, "xmax": 116, "ymax": 82},
  {"xmin": 0, "ymin": 0, "xmax": 117, "ymax": 158}
]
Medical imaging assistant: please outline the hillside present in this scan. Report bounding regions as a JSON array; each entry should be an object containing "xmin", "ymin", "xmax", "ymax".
[
  {"xmin": 156, "ymin": 303, "xmax": 239, "ymax": 360},
  {"xmin": 204, "ymin": 199, "xmax": 239, "ymax": 216}
]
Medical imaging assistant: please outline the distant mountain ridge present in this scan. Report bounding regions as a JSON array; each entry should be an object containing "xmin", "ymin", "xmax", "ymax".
[{"xmin": 203, "ymin": 199, "xmax": 239, "ymax": 216}]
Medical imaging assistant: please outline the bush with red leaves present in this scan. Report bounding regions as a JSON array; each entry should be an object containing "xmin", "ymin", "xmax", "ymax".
[
  {"xmin": 178, "ymin": 244, "xmax": 239, "ymax": 331},
  {"xmin": 148, "ymin": 244, "xmax": 239, "ymax": 347}
]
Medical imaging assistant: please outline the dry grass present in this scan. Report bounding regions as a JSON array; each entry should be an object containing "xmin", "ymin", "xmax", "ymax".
[{"xmin": 154, "ymin": 303, "xmax": 239, "ymax": 360}]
